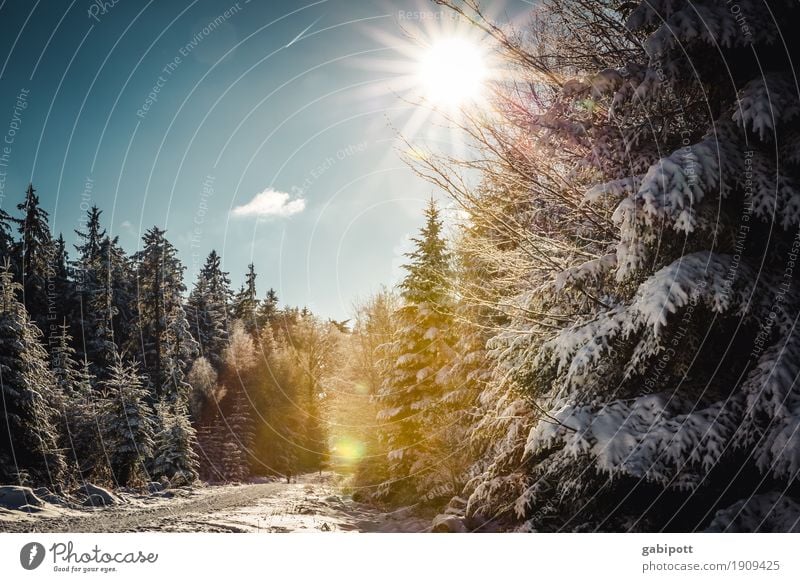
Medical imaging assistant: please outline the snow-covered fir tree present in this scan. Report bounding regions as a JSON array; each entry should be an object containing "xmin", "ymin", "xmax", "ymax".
[
  {"xmin": 14, "ymin": 184, "xmax": 55, "ymax": 332},
  {"xmin": 428, "ymin": 229, "xmax": 494, "ymax": 504},
  {"xmin": 124, "ymin": 229, "xmax": 200, "ymax": 484},
  {"xmin": 49, "ymin": 234, "xmax": 74, "ymax": 330},
  {"xmin": 93, "ymin": 235, "xmax": 135, "ymax": 373},
  {"xmin": 375, "ymin": 199, "xmax": 454, "ymax": 501},
  {"xmin": 98, "ymin": 353, "xmax": 156, "ymax": 486},
  {"xmin": 0, "ymin": 263, "xmax": 66, "ymax": 485},
  {"xmin": 161, "ymin": 303, "xmax": 199, "ymax": 403},
  {"xmin": 151, "ymin": 399, "xmax": 199, "ymax": 484},
  {"xmin": 232, "ymin": 263, "xmax": 259, "ymax": 335},
  {"xmin": 131, "ymin": 227, "xmax": 198, "ymax": 400},
  {"xmin": 257, "ymin": 287, "xmax": 279, "ymax": 329},
  {"xmin": 48, "ymin": 321, "xmax": 95, "ymax": 478},
  {"xmin": 71, "ymin": 205, "xmax": 135, "ymax": 378},
  {"xmin": 187, "ymin": 250, "xmax": 232, "ymax": 371},
  {"xmin": 73, "ymin": 206, "xmax": 110, "ymax": 370},
  {"xmin": 0, "ymin": 207, "xmax": 14, "ymax": 260}
]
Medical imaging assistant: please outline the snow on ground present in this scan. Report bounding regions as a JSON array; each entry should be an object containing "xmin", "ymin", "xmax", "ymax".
[
  {"xmin": 0, "ymin": 473, "xmax": 431, "ymax": 533},
  {"xmin": 161, "ymin": 473, "xmax": 431, "ymax": 533}
]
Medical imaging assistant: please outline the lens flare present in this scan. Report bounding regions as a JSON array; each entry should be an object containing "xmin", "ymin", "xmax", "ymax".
[{"xmin": 333, "ymin": 437, "xmax": 365, "ymax": 464}]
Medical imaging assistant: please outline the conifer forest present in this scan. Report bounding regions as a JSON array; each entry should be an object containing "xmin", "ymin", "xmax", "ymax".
[{"xmin": 2, "ymin": 0, "xmax": 800, "ymax": 535}]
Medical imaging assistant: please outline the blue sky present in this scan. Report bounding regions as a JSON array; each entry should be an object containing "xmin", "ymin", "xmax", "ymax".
[{"xmin": 0, "ymin": 0, "xmax": 528, "ymax": 319}]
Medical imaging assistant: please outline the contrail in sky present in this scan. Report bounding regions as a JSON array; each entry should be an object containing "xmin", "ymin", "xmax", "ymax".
[{"xmin": 286, "ymin": 16, "xmax": 323, "ymax": 48}]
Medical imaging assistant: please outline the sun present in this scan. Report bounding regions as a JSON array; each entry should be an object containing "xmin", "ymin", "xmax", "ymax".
[
  {"xmin": 417, "ymin": 37, "xmax": 488, "ymax": 107},
  {"xmin": 351, "ymin": 21, "xmax": 499, "ymax": 148}
]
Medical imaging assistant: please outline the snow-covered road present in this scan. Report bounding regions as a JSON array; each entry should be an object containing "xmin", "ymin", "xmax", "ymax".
[{"xmin": 0, "ymin": 474, "xmax": 431, "ymax": 533}]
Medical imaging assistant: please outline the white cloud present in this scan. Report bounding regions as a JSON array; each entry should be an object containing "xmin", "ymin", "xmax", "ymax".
[
  {"xmin": 232, "ymin": 188, "xmax": 306, "ymax": 218},
  {"xmin": 119, "ymin": 220, "xmax": 136, "ymax": 236}
]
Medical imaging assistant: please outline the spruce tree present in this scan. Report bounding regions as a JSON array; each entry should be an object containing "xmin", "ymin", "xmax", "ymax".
[
  {"xmin": 151, "ymin": 399, "xmax": 199, "ymax": 484},
  {"xmin": 0, "ymin": 263, "xmax": 66, "ymax": 485},
  {"xmin": 128, "ymin": 230, "xmax": 200, "ymax": 483},
  {"xmin": 49, "ymin": 234, "xmax": 74, "ymax": 332},
  {"xmin": 162, "ymin": 304, "xmax": 198, "ymax": 402},
  {"xmin": 15, "ymin": 184, "xmax": 55, "ymax": 332},
  {"xmin": 187, "ymin": 250, "xmax": 231, "ymax": 370},
  {"xmin": 0, "ymin": 207, "xmax": 14, "ymax": 261},
  {"xmin": 232, "ymin": 263, "xmax": 259, "ymax": 335},
  {"xmin": 376, "ymin": 199, "xmax": 453, "ymax": 500},
  {"xmin": 72, "ymin": 207, "xmax": 134, "ymax": 376},
  {"xmin": 73, "ymin": 205, "xmax": 108, "ymax": 368},
  {"xmin": 49, "ymin": 321, "xmax": 95, "ymax": 478},
  {"xmin": 93, "ymin": 235, "xmax": 135, "ymax": 373},
  {"xmin": 98, "ymin": 354, "xmax": 156, "ymax": 486},
  {"xmin": 257, "ymin": 287, "xmax": 279, "ymax": 329},
  {"xmin": 131, "ymin": 227, "xmax": 198, "ymax": 399},
  {"xmin": 74, "ymin": 206, "xmax": 105, "ymax": 267}
]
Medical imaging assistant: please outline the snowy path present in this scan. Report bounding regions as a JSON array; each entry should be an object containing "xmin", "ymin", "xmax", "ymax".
[{"xmin": 0, "ymin": 474, "xmax": 431, "ymax": 533}]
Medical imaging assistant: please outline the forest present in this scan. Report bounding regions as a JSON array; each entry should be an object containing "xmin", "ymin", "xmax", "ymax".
[{"xmin": 3, "ymin": 0, "xmax": 800, "ymax": 533}]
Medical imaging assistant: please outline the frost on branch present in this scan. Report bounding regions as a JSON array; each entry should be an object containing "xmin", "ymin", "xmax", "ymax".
[
  {"xmin": 747, "ymin": 150, "xmax": 800, "ymax": 228},
  {"xmin": 464, "ymin": 392, "xmax": 535, "ymax": 526},
  {"xmin": 584, "ymin": 177, "xmax": 641, "ymax": 204},
  {"xmin": 736, "ymin": 332, "xmax": 800, "ymax": 479},
  {"xmin": 525, "ymin": 394, "xmax": 741, "ymax": 489},
  {"xmin": 553, "ymin": 254, "xmax": 616, "ymax": 292},
  {"xmin": 706, "ymin": 493, "xmax": 800, "ymax": 532},
  {"xmin": 607, "ymin": 124, "xmax": 800, "ymax": 276},
  {"xmin": 733, "ymin": 74, "xmax": 800, "ymax": 141},
  {"xmin": 538, "ymin": 252, "xmax": 754, "ymax": 392},
  {"xmin": 613, "ymin": 125, "xmax": 741, "ymax": 232}
]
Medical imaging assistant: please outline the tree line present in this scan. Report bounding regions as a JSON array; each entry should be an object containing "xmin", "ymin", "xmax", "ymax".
[{"xmin": 0, "ymin": 184, "xmax": 341, "ymax": 489}]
